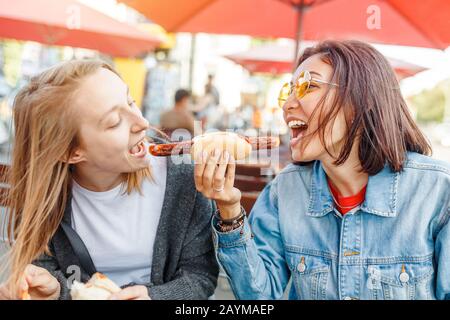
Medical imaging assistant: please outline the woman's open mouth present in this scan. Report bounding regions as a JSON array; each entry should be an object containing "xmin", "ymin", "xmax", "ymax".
[
  {"xmin": 288, "ymin": 120, "xmax": 308, "ymax": 148},
  {"xmin": 129, "ymin": 140, "xmax": 147, "ymax": 158}
]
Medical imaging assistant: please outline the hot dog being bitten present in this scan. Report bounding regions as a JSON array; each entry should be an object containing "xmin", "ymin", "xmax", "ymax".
[{"xmin": 148, "ymin": 132, "xmax": 280, "ymax": 160}]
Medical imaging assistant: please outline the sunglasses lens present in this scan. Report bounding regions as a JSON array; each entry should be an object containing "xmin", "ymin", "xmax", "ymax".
[
  {"xmin": 278, "ymin": 70, "xmax": 312, "ymax": 107},
  {"xmin": 295, "ymin": 80, "xmax": 310, "ymax": 99},
  {"xmin": 278, "ymin": 83, "xmax": 291, "ymax": 108},
  {"xmin": 293, "ymin": 71, "xmax": 311, "ymax": 99}
]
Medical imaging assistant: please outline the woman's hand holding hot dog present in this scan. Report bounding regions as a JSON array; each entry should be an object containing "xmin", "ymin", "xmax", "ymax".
[
  {"xmin": 194, "ymin": 149, "xmax": 242, "ymax": 220},
  {"xmin": 0, "ymin": 264, "xmax": 60, "ymax": 300}
]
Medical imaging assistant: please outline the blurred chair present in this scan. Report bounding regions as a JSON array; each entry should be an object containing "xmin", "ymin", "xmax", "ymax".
[
  {"xmin": 234, "ymin": 162, "xmax": 277, "ymax": 213},
  {"xmin": 234, "ymin": 176, "xmax": 267, "ymax": 192},
  {"xmin": 235, "ymin": 162, "xmax": 276, "ymax": 178},
  {"xmin": 240, "ymin": 192, "xmax": 260, "ymax": 214}
]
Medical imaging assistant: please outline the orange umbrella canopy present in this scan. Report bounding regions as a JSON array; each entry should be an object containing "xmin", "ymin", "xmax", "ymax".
[
  {"xmin": 225, "ymin": 42, "xmax": 427, "ymax": 79},
  {"xmin": 120, "ymin": 0, "xmax": 450, "ymax": 49},
  {"xmin": 0, "ymin": 0, "xmax": 162, "ymax": 57}
]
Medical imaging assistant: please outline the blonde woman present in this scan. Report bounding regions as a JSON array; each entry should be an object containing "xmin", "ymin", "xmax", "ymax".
[{"xmin": 0, "ymin": 60, "xmax": 218, "ymax": 300}]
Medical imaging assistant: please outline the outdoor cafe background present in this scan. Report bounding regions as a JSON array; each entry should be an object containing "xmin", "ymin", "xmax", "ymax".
[{"xmin": 0, "ymin": 0, "xmax": 449, "ymax": 300}]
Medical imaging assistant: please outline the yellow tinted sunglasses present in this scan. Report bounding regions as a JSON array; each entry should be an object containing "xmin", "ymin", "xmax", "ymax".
[{"xmin": 277, "ymin": 70, "xmax": 339, "ymax": 108}]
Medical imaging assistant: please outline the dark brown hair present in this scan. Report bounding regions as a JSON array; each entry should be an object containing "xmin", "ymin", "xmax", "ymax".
[{"xmin": 295, "ymin": 40, "xmax": 431, "ymax": 175}]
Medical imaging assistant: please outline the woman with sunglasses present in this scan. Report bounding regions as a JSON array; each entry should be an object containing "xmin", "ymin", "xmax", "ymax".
[{"xmin": 194, "ymin": 40, "xmax": 450, "ymax": 300}]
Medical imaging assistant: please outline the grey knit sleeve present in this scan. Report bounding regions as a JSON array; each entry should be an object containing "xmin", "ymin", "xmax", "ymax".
[
  {"xmin": 32, "ymin": 247, "xmax": 72, "ymax": 300},
  {"xmin": 146, "ymin": 193, "xmax": 219, "ymax": 300}
]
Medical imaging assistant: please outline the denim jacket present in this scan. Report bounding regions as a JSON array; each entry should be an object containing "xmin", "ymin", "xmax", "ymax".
[{"xmin": 212, "ymin": 152, "xmax": 450, "ymax": 300}]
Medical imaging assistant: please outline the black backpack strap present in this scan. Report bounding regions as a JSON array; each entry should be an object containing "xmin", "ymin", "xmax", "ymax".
[{"xmin": 60, "ymin": 221, "xmax": 97, "ymax": 277}]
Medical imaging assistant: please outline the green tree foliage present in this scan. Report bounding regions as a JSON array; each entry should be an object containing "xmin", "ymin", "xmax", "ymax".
[{"xmin": 411, "ymin": 81, "xmax": 448, "ymax": 123}]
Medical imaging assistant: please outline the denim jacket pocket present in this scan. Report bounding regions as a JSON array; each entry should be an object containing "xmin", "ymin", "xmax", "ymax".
[
  {"xmin": 285, "ymin": 249, "xmax": 331, "ymax": 300},
  {"xmin": 365, "ymin": 260, "xmax": 435, "ymax": 300}
]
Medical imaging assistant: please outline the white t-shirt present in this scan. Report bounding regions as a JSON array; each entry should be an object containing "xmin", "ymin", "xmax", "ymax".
[{"xmin": 70, "ymin": 156, "xmax": 167, "ymax": 287}]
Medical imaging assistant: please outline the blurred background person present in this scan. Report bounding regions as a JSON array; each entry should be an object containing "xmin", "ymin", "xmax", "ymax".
[
  {"xmin": 205, "ymin": 74, "xmax": 220, "ymax": 106},
  {"xmin": 159, "ymin": 88, "xmax": 195, "ymax": 139},
  {"xmin": 191, "ymin": 74, "xmax": 222, "ymax": 130}
]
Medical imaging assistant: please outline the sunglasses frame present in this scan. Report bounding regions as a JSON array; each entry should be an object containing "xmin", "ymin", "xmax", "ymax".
[{"xmin": 278, "ymin": 70, "xmax": 339, "ymax": 108}]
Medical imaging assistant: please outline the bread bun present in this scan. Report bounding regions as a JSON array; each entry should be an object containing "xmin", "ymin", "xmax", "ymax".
[
  {"xmin": 191, "ymin": 132, "xmax": 252, "ymax": 160},
  {"xmin": 70, "ymin": 272, "xmax": 121, "ymax": 300}
]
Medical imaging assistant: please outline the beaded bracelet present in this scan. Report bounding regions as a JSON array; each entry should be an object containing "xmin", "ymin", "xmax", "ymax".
[
  {"xmin": 216, "ymin": 207, "xmax": 245, "ymax": 224},
  {"xmin": 215, "ymin": 206, "xmax": 246, "ymax": 233},
  {"xmin": 218, "ymin": 218, "xmax": 245, "ymax": 233}
]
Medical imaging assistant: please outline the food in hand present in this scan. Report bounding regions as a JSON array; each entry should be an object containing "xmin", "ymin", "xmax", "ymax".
[
  {"xmin": 20, "ymin": 290, "xmax": 31, "ymax": 300},
  {"xmin": 70, "ymin": 273, "xmax": 121, "ymax": 300},
  {"xmin": 148, "ymin": 132, "xmax": 280, "ymax": 160}
]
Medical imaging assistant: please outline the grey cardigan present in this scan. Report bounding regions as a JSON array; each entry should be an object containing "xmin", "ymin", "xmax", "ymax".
[{"xmin": 33, "ymin": 156, "xmax": 219, "ymax": 300}]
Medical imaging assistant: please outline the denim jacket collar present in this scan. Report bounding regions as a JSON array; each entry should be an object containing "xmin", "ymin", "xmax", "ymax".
[{"xmin": 306, "ymin": 161, "xmax": 399, "ymax": 218}]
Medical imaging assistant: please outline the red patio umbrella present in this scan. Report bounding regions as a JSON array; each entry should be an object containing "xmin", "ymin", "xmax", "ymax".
[
  {"xmin": 225, "ymin": 42, "xmax": 427, "ymax": 79},
  {"xmin": 0, "ymin": 0, "xmax": 162, "ymax": 57},
  {"xmin": 120, "ymin": 0, "xmax": 450, "ymax": 50},
  {"xmin": 225, "ymin": 43, "xmax": 297, "ymax": 75}
]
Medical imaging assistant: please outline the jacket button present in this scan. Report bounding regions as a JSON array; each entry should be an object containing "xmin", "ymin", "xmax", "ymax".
[
  {"xmin": 297, "ymin": 262, "xmax": 306, "ymax": 273},
  {"xmin": 399, "ymin": 264, "xmax": 409, "ymax": 283},
  {"xmin": 297, "ymin": 257, "xmax": 306, "ymax": 273},
  {"xmin": 399, "ymin": 272, "xmax": 410, "ymax": 283}
]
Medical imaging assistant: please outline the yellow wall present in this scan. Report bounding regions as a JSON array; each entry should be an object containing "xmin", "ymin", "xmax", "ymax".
[{"xmin": 113, "ymin": 57, "xmax": 146, "ymax": 109}]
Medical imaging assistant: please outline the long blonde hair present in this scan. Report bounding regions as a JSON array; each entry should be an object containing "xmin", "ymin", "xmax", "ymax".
[{"xmin": 2, "ymin": 59, "xmax": 152, "ymax": 293}]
